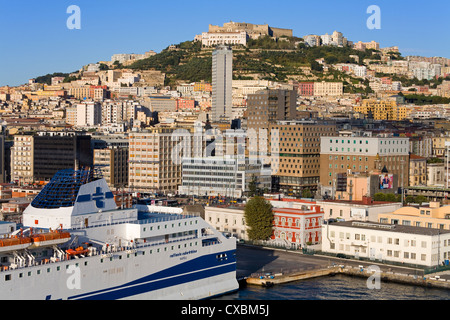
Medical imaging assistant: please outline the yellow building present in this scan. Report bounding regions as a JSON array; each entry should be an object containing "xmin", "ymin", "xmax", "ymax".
[
  {"xmin": 409, "ymin": 154, "xmax": 427, "ymax": 186},
  {"xmin": 379, "ymin": 202, "xmax": 450, "ymax": 230},
  {"xmin": 354, "ymin": 99, "xmax": 407, "ymax": 121},
  {"xmin": 432, "ymin": 135, "xmax": 450, "ymax": 157},
  {"xmin": 194, "ymin": 82, "xmax": 212, "ymax": 92}
]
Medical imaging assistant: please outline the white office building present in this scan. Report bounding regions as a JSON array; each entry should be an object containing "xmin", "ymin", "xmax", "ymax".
[
  {"xmin": 200, "ymin": 31, "xmax": 248, "ymax": 47},
  {"xmin": 178, "ymin": 156, "xmax": 271, "ymax": 198},
  {"xmin": 322, "ymin": 220, "xmax": 450, "ymax": 267},
  {"xmin": 205, "ymin": 206, "xmax": 249, "ymax": 241}
]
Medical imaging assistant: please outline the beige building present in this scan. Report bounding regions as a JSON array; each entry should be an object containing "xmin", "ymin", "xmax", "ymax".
[
  {"xmin": 69, "ymin": 85, "xmax": 90, "ymax": 100},
  {"xmin": 11, "ymin": 135, "xmax": 34, "ymax": 184},
  {"xmin": 317, "ymin": 196, "xmax": 402, "ymax": 222},
  {"xmin": 204, "ymin": 205, "xmax": 249, "ymax": 240},
  {"xmin": 65, "ymin": 106, "xmax": 77, "ymax": 126},
  {"xmin": 247, "ymin": 89, "xmax": 297, "ymax": 132},
  {"xmin": 409, "ymin": 154, "xmax": 427, "ymax": 187},
  {"xmin": 208, "ymin": 21, "xmax": 292, "ymax": 39},
  {"xmin": 379, "ymin": 202, "xmax": 450, "ymax": 231},
  {"xmin": 313, "ymin": 82, "xmax": 343, "ymax": 97},
  {"xmin": 427, "ymin": 163, "xmax": 445, "ymax": 187},
  {"xmin": 432, "ymin": 135, "xmax": 450, "ymax": 157},
  {"xmin": 333, "ymin": 171, "xmax": 399, "ymax": 202},
  {"xmin": 270, "ymin": 120, "xmax": 337, "ymax": 195},
  {"xmin": 94, "ymin": 146, "xmax": 129, "ymax": 189},
  {"xmin": 320, "ymin": 131, "xmax": 409, "ymax": 197},
  {"xmin": 128, "ymin": 125, "xmax": 203, "ymax": 194}
]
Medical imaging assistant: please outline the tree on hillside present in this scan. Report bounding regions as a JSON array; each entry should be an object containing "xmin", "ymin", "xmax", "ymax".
[{"xmin": 244, "ymin": 196, "xmax": 273, "ymax": 241}]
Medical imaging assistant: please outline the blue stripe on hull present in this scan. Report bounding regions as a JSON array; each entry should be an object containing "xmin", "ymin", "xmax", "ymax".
[{"xmin": 68, "ymin": 250, "xmax": 236, "ymax": 300}]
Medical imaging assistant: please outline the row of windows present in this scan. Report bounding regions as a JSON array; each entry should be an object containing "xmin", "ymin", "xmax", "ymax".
[
  {"xmin": 379, "ymin": 218, "xmax": 449, "ymax": 230},
  {"xmin": 330, "ymin": 243, "xmax": 436, "ymax": 262},
  {"xmin": 329, "ymin": 139, "xmax": 407, "ymax": 145},
  {"xmin": 4, "ymin": 240, "xmax": 201, "ymax": 282}
]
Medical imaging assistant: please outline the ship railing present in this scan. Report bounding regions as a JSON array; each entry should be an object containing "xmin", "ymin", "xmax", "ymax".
[
  {"xmin": 136, "ymin": 235, "xmax": 197, "ymax": 249},
  {"xmin": 70, "ymin": 218, "xmax": 135, "ymax": 231},
  {"xmin": 136, "ymin": 214, "xmax": 198, "ymax": 225}
]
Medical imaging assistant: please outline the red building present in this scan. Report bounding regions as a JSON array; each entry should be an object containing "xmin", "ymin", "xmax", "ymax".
[
  {"xmin": 298, "ymin": 82, "xmax": 314, "ymax": 96},
  {"xmin": 381, "ymin": 77, "xmax": 392, "ymax": 85},
  {"xmin": 271, "ymin": 205, "xmax": 324, "ymax": 249},
  {"xmin": 176, "ymin": 98, "xmax": 196, "ymax": 110},
  {"xmin": 89, "ymin": 85, "xmax": 109, "ymax": 100}
]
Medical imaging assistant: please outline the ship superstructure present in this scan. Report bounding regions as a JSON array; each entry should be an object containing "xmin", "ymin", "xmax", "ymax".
[{"xmin": 0, "ymin": 168, "xmax": 238, "ymax": 300}]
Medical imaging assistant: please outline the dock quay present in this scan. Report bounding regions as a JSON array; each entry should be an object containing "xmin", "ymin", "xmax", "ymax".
[
  {"xmin": 245, "ymin": 264, "xmax": 450, "ymax": 290},
  {"xmin": 246, "ymin": 266, "xmax": 340, "ymax": 287}
]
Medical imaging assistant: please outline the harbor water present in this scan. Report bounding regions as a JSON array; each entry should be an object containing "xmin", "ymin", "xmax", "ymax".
[
  {"xmin": 216, "ymin": 274, "xmax": 450, "ymax": 300},
  {"xmin": 216, "ymin": 246, "xmax": 450, "ymax": 300}
]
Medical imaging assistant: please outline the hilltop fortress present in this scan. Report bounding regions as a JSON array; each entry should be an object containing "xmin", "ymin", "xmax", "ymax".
[{"xmin": 208, "ymin": 21, "xmax": 293, "ymax": 39}]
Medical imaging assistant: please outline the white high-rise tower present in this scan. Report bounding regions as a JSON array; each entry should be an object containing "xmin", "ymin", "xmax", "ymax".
[{"xmin": 212, "ymin": 45, "xmax": 232, "ymax": 122}]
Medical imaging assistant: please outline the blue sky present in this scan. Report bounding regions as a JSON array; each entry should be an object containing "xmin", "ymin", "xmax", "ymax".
[{"xmin": 0, "ymin": 0, "xmax": 448, "ymax": 86}]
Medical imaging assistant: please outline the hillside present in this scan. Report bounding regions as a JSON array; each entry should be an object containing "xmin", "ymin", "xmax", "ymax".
[{"xmin": 127, "ymin": 36, "xmax": 385, "ymax": 92}]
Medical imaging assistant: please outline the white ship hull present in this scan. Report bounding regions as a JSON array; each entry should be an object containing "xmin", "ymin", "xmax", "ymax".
[
  {"xmin": 0, "ymin": 169, "xmax": 239, "ymax": 300},
  {"xmin": 0, "ymin": 230, "xmax": 238, "ymax": 300}
]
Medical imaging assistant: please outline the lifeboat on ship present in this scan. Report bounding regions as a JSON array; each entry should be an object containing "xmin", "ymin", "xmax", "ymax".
[
  {"xmin": 29, "ymin": 231, "xmax": 71, "ymax": 248},
  {"xmin": 0, "ymin": 236, "xmax": 32, "ymax": 253},
  {"xmin": 66, "ymin": 246, "xmax": 89, "ymax": 256}
]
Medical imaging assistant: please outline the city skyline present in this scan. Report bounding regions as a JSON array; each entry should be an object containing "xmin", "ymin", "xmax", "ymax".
[{"xmin": 0, "ymin": 0, "xmax": 449, "ymax": 87}]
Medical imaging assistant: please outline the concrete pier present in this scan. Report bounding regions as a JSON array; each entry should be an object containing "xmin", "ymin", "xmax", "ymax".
[
  {"xmin": 245, "ymin": 264, "xmax": 450, "ymax": 290},
  {"xmin": 246, "ymin": 267, "xmax": 340, "ymax": 286}
]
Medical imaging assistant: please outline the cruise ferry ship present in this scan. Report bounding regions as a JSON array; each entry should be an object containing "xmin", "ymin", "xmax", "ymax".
[{"xmin": 0, "ymin": 168, "xmax": 238, "ymax": 300}]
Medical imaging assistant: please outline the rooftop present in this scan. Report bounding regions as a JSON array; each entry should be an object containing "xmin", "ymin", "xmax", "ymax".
[
  {"xmin": 330, "ymin": 220, "xmax": 450, "ymax": 236},
  {"xmin": 317, "ymin": 199, "xmax": 399, "ymax": 206}
]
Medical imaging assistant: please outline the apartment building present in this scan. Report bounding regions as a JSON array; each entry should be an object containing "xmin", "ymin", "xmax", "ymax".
[
  {"xmin": 128, "ymin": 125, "xmax": 203, "ymax": 193},
  {"xmin": 298, "ymin": 82, "xmax": 314, "ymax": 96},
  {"xmin": 313, "ymin": 82, "xmax": 343, "ymax": 96},
  {"xmin": 94, "ymin": 146, "xmax": 129, "ymax": 189},
  {"xmin": 431, "ymin": 135, "xmax": 450, "ymax": 157},
  {"xmin": 322, "ymin": 220, "xmax": 450, "ymax": 267},
  {"xmin": 247, "ymin": 89, "xmax": 297, "ymax": 131},
  {"xmin": 270, "ymin": 120, "xmax": 336, "ymax": 195},
  {"xmin": 319, "ymin": 131, "xmax": 409, "ymax": 196},
  {"xmin": 354, "ymin": 99, "xmax": 407, "ymax": 121},
  {"xmin": 11, "ymin": 132, "xmax": 93, "ymax": 183},
  {"xmin": 409, "ymin": 154, "xmax": 427, "ymax": 186},
  {"xmin": 69, "ymin": 85, "xmax": 90, "ymax": 100},
  {"xmin": 33, "ymin": 132, "xmax": 92, "ymax": 181},
  {"xmin": 11, "ymin": 135, "xmax": 34, "ymax": 184},
  {"xmin": 72, "ymin": 102, "xmax": 102, "ymax": 127}
]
